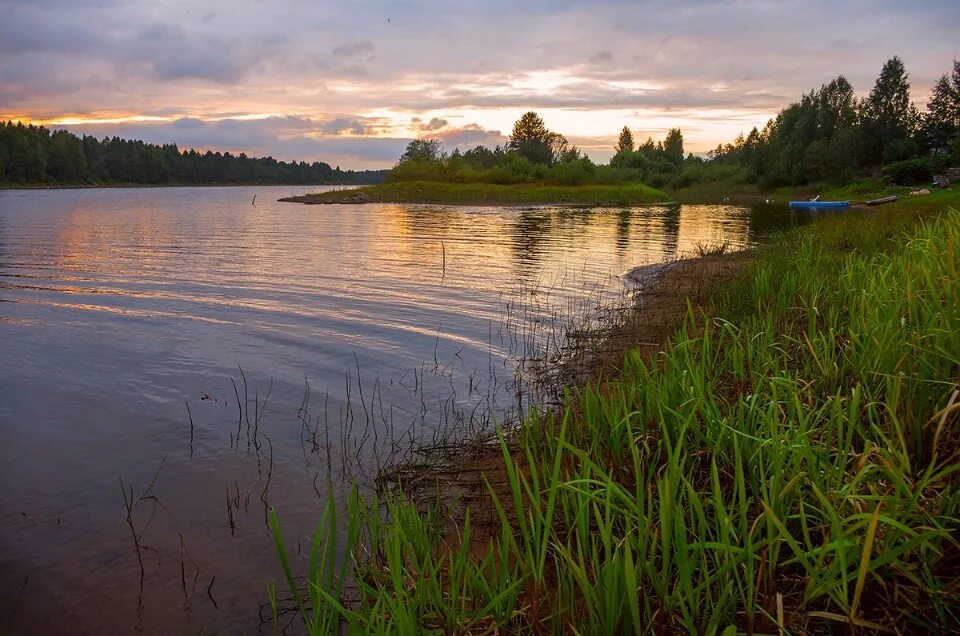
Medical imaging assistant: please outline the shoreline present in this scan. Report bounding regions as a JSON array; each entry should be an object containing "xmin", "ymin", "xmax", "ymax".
[{"xmin": 384, "ymin": 248, "xmax": 757, "ymax": 558}]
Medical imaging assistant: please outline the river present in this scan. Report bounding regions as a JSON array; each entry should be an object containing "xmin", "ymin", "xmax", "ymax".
[{"xmin": 0, "ymin": 185, "xmax": 805, "ymax": 633}]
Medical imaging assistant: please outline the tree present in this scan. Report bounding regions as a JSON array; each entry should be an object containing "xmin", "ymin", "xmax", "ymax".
[
  {"xmin": 509, "ymin": 112, "xmax": 553, "ymax": 164},
  {"xmin": 10, "ymin": 126, "xmax": 46, "ymax": 182},
  {"xmin": 954, "ymin": 59, "xmax": 960, "ymax": 117},
  {"xmin": 615, "ymin": 126, "xmax": 634, "ymax": 153},
  {"xmin": 399, "ymin": 138, "xmax": 443, "ymax": 163},
  {"xmin": 462, "ymin": 145, "xmax": 498, "ymax": 170},
  {"xmin": 920, "ymin": 61, "xmax": 960, "ymax": 155},
  {"xmin": 547, "ymin": 132, "xmax": 582, "ymax": 164},
  {"xmin": 663, "ymin": 128, "xmax": 684, "ymax": 164},
  {"xmin": 557, "ymin": 145, "xmax": 583, "ymax": 164},
  {"xmin": 48, "ymin": 129, "xmax": 87, "ymax": 181},
  {"xmin": 816, "ymin": 76, "xmax": 857, "ymax": 139},
  {"xmin": 637, "ymin": 136, "xmax": 657, "ymax": 158},
  {"xmin": 861, "ymin": 56, "xmax": 919, "ymax": 164}
]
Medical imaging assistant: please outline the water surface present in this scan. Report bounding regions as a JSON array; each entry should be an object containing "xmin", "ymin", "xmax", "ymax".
[{"xmin": 0, "ymin": 186, "xmax": 804, "ymax": 633}]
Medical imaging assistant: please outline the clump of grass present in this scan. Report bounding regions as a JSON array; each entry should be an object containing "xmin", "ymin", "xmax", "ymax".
[
  {"xmin": 693, "ymin": 240, "xmax": 730, "ymax": 258},
  {"xmin": 271, "ymin": 197, "xmax": 960, "ymax": 634}
]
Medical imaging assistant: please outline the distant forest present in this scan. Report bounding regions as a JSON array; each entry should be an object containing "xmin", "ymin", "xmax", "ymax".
[{"xmin": 0, "ymin": 121, "xmax": 388, "ymax": 186}]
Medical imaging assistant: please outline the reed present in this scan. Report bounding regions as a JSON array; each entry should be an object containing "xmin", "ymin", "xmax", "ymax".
[{"xmin": 271, "ymin": 194, "xmax": 960, "ymax": 633}]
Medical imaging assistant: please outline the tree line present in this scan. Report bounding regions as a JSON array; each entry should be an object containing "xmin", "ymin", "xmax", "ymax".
[
  {"xmin": 707, "ymin": 56, "xmax": 960, "ymax": 187},
  {"xmin": 0, "ymin": 121, "xmax": 388, "ymax": 186},
  {"xmin": 4, "ymin": 55, "xmax": 956, "ymax": 191},
  {"xmin": 390, "ymin": 55, "xmax": 959, "ymax": 190}
]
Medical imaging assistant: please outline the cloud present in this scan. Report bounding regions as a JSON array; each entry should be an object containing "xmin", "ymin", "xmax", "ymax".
[
  {"xmin": 321, "ymin": 117, "xmax": 372, "ymax": 135},
  {"xmin": 332, "ymin": 41, "xmax": 375, "ymax": 59},
  {"xmin": 2, "ymin": 0, "xmax": 959, "ymax": 165},
  {"xmin": 588, "ymin": 50, "xmax": 613, "ymax": 64},
  {"xmin": 411, "ymin": 117, "xmax": 449, "ymax": 132},
  {"xmin": 135, "ymin": 23, "xmax": 287, "ymax": 83},
  {"xmin": 434, "ymin": 124, "xmax": 506, "ymax": 150}
]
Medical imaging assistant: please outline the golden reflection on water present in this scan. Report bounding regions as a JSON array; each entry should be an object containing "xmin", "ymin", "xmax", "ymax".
[
  {"xmin": 1, "ymin": 191, "xmax": 771, "ymax": 357},
  {"xmin": 36, "ymin": 197, "xmax": 754, "ymax": 321}
]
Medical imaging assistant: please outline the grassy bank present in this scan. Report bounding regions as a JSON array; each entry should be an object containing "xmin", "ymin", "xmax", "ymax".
[
  {"xmin": 271, "ymin": 190, "xmax": 960, "ymax": 633},
  {"xmin": 279, "ymin": 181, "xmax": 673, "ymax": 206},
  {"xmin": 670, "ymin": 178, "xmax": 945, "ymax": 205}
]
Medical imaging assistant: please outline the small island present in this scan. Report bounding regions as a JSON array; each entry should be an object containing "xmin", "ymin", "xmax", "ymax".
[
  {"xmin": 280, "ymin": 181, "xmax": 673, "ymax": 206},
  {"xmin": 282, "ymin": 112, "xmax": 676, "ymax": 206}
]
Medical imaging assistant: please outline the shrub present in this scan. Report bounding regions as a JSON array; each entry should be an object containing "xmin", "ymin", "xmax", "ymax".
[
  {"xmin": 882, "ymin": 157, "xmax": 934, "ymax": 185},
  {"xmin": 386, "ymin": 160, "xmax": 444, "ymax": 183},
  {"xmin": 552, "ymin": 158, "xmax": 596, "ymax": 186},
  {"xmin": 932, "ymin": 155, "xmax": 954, "ymax": 173},
  {"xmin": 882, "ymin": 137, "xmax": 919, "ymax": 163},
  {"xmin": 647, "ymin": 172, "xmax": 668, "ymax": 189},
  {"xmin": 668, "ymin": 164, "xmax": 704, "ymax": 189}
]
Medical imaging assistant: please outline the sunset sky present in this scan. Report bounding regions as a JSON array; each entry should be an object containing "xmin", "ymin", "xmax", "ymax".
[{"xmin": 2, "ymin": 0, "xmax": 958, "ymax": 168}]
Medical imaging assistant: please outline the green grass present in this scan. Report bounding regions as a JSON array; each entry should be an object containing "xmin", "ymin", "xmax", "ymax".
[
  {"xmin": 282, "ymin": 181, "xmax": 674, "ymax": 206},
  {"xmin": 271, "ymin": 190, "xmax": 960, "ymax": 634}
]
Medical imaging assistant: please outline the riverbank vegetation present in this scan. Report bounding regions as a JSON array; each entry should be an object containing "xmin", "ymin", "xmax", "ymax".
[
  {"xmin": 271, "ymin": 189, "xmax": 960, "ymax": 633},
  {"xmin": 0, "ymin": 121, "xmax": 387, "ymax": 186}
]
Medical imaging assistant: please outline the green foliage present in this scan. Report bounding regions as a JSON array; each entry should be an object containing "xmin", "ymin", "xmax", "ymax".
[
  {"xmin": 883, "ymin": 137, "xmax": 920, "ymax": 163},
  {"xmin": 708, "ymin": 57, "xmax": 959, "ymax": 190},
  {"xmin": 399, "ymin": 138, "xmax": 443, "ymax": 163},
  {"xmin": 920, "ymin": 64, "xmax": 960, "ymax": 156},
  {"xmin": 610, "ymin": 148, "xmax": 649, "ymax": 171},
  {"xmin": 508, "ymin": 111, "xmax": 554, "ymax": 165},
  {"xmin": 0, "ymin": 120, "xmax": 387, "ymax": 186},
  {"xmin": 551, "ymin": 156, "xmax": 597, "ymax": 185},
  {"xmin": 862, "ymin": 56, "xmax": 919, "ymax": 164},
  {"xmin": 662, "ymin": 128, "xmax": 684, "ymax": 164},
  {"xmin": 274, "ymin": 195, "xmax": 960, "ymax": 633},
  {"xmin": 882, "ymin": 157, "xmax": 935, "ymax": 185},
  {"xmin": 385, "ymin": 159, "xmax": 446, "ymax": 183},
  {"xmin": 462, "ymin": 144, "xmax": 501, "ymax": 170}
]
